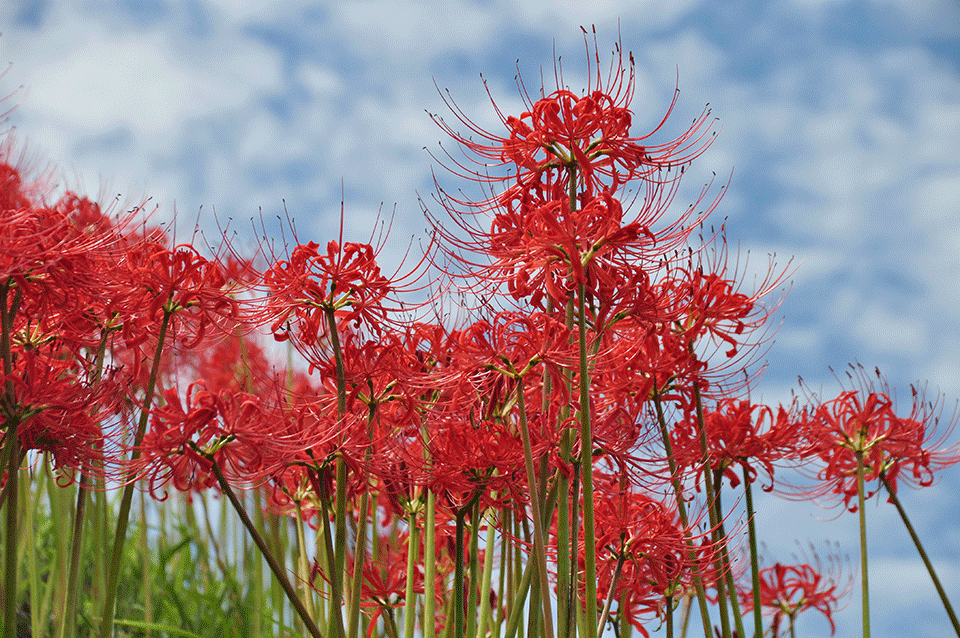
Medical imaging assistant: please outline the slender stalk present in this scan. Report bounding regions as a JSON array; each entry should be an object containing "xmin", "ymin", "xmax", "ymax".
[
  {"xmin": 880, "ymin": 474, "xmax": 960, "ymax": 636},
  {"xmin": 575, "ymin": 282, "xmax": 598, "ymax": 638},
  {"xmin": 515, "ymin": 376, "xmax": 555, "ymax": 638},
  {"xmin": 2, "ymin": 417, "xmax": 21, "ymax": 638},
  {"xmin": 295, "ymin": 500, "xmax": 318, "ymax": 623},
  {"xmin": 566, "ymin": 459, "xmax": 581, "ymax": 638},
  {"xmin": 315, "ymin": 466, "xmax": 345, "ymax": 638},
  {"xmin": 694, "ymin": 385, "xmax": 731, "ymax": 638},
  {"xmin": 139, "ymin": 489, "xmax": 153, "ymax": 637},
  {"xmin": 348, "ymin": 490, "xmax": 370, "ymax": 638},
  {"xmin": 502, "ymin": 534, "xmax": 535, "ymax": 638},
  {"xmin": 1, "ymin": 282, "xmax": 22, "ymax": 638},
  {"xmin": 666, "ymin": 595, "xmax": 674, "ymax": 638},
  {"xmin": 324, "ymin": 307, "xmax": 349, "ymax": 638},
  {"xmin": 101, "ymin": 306, "xmax": 173, "ymax": 638},
  {"xmin": 423, "ymin": 490, "xmax": 438, "ymax": 638},
  {"xmin": 468, "ymin": 499, "xmax": 481, "ymax": 638},
  {"xmin": 596, "ymin": 544, "xmax": 626, "ymax": 635},
  {"xmin": 855, "ymin": 450, "xmax": 871, "ymax": 638},
  {"xmin": 652, "ymin": 391, "xmax": 713, "ymax": 638},
  {"xmin": 712, "ymin": 470, "xmax": 745, "ymax": 638},
  {"xmin": 24, "ymin": 463, "xmax": 42, "ymax": 638},
  {"xmin": 454, "ymin": 510, "xmax": 467, "ymax": 638},
  {"xmin": 496, "ymin": 507, "xmax": 510, "ymax": 637},
  {"xmin": 207, "ymin": 453, "xmax": 325, "ymax": 638},
  {"xmin": 59, "ymin": 471, "xmax": 88, "ymax": 638},
  {"xmin": 60, "ymin": 327, "xmax": 111, "ymax": 638},
  {"xmin": 743, "ymin": 467, "xmax": 764, "ymax": 638},
  {"xmin": 403, "ymin": 509, "xmax": 420, "ymax": 638},
  {"xmin": 475, "ymin": 508, "xmax": 498, "ymax": 638},
  {"xmin": 453, "ymin": 491, "xmax": 483, "ymax": 638}
]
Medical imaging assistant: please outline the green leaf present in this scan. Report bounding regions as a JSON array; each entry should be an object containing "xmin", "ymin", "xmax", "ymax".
[{"xmin": 113, "ymin": 617, "xmax": 205, "ymax": 638}]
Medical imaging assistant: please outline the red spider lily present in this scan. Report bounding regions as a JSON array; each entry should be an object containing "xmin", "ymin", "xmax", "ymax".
[
  {"xmin": 1, "ymin": 344, "xmax": 124, "ymax": 479},
  {"xmin": 795, "ymin": 364, "xmax": 960, "ymax": 510},
  {"xmin": 739, "ymin": 544, "xmax": 854, "ymax": 636},
  {"xmin": 112, "ymin": 241, "xmax": 241, "ymax": 350},
  {"xmin": 137, "ymin": 382, "xmax": 328, "ymax": 498},
  {"xmin": 430, "ymin": 28, "xmax": 715, "ymax": 197},
  {"xmin": 264, "ymin": 240, "xmax": 394, "ymax": 343},
  {"xmin": 581, "ymin": 473, "xmax": 717, "ymax": 636},
  {"xmin": 259, "ymin": 208, "xmax": 434, "ymax": 350},
  {"xmin": 668, "ymin": 398, "xmax": 809, "ymax": 491},
  {"xmin": 656, "ymin": 230, "xmax": 791, "ymax": 399},
  {"xmin": 426, "ymin": 31, "xmax": 718, "ymax": 311}
]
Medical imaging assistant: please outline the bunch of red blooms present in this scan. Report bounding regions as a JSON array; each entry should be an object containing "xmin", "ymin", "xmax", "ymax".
[{"xmin": 3, "ymin": 28, "xmax": 958, "ymax": 638}]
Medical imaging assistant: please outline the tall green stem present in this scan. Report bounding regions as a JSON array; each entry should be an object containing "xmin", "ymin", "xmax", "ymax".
[
  {"xmin": 652, "ymin": 391, "xmax": 713, "ymax": 638},
  {"xmin": 348, "ymin": 490, "xmax": 370, "ymax": 638},
  {"xmin": 325, "ymin": 306, "xmax": 349, "ymax": 638},
  {"xmin": 475, "ymin": 508, "xmax": 498, "ymax": 638},
  {"xmin": 743, "ymin": 467, "xmax": 763, "ymax": 638},
  {"xmin": 101, "ymin": 305, "xmax": 173, "ymax": 638},
  {"xmin": 855, "ymin": 450, "xmax": 871, "ymax": 638},
  {"xmin": 880, "ymin": 474, "xmax": 959, "ymax": 636},
  {"xmin": 712, "ymin": 469, "xmax": 745, "ymax": 638},
  {"xmin": 694, "ymin": 385, "xmax": 730, "ymax": 638},
  {"xmin": 575, "ymin": 283, "xmax": 598, "ymax": 638},
  {"xmin": 207, "ymin": 454, "xmax": 324, "ymax": 638},
  {"xmin": 60, "ymin": 327, "xmax": 111, "ymax": 638},
  {"xmin": 1, "ymin": 282, "xmax": 22, "ymax": 638},
  {"xmin": 516, "ymin": 376, "xmax": 555, "ymax": 638},
  {"xmin": 295, "ymin": 500, "xmax": 318, "ymax": 624},
  {"xmin": 1, "ymin": 416, "xmax": 20, "ymax": 638}
]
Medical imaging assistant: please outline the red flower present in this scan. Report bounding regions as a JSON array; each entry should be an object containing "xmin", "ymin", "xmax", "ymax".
[
  {"xmin": 137, "ymin": 382, "xmax": 326, "ymax": 498},
  {"xmin": 582, "ymin": 472, "xmax": 717, "ymax": 635},
  {"xmin": 427, "ymin": 31, "xmax": 718, "ymax": 310},
  {"xmin": 430, "ymin": 28, "xmax": 714, "ymax": 196},
  {"xmin": 669, "ymin": 398, "xmax": 808, "ymax": 491},
  {"xmin": 739, "ymin": 544, "xmax": 854, "ymax": 636},
  {"xmin": 796, "ymin": 364, "xmax": 960, "ymax": 510}
]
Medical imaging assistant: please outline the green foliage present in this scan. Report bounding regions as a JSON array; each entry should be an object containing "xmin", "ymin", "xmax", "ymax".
[{"xmin": 5, "ymin": 478, "xmax": 295, "ymax": 638}]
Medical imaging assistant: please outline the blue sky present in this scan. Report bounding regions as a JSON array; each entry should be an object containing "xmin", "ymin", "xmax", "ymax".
[{"xmin": 2, "ymin": 1, "xmax": 959, "ymax": 636}]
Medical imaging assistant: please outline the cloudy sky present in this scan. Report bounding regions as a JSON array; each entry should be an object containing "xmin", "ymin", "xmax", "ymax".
[{"xmin": 2, "ymin": 1, "xmax": 960, "ymax": 636}]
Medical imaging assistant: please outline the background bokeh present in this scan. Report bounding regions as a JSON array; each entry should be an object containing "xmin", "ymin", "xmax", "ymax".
[{"xmin": 2, "ymin": 1, "xmax": 959, "ymax": 636}]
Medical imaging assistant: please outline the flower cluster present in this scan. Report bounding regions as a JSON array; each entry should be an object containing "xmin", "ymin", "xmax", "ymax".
[{"xmin": 3, "ymin": 30, "xmax": 957, "ymax": 638}]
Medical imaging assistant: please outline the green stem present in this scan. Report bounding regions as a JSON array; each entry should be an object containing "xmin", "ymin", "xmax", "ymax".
[
  {"xmin": 423, "ymin": 490, "xmax": 438, "ymax": 638},
  {"xmin": 2, "ymin": 418, "xmax": 20, "ymax": 638},
  {"xmin": 101, "ymin": 306, "xmax": 173, "ymax": 638},
  {"xmin": 209, "ymin": 454, "xmax": 325, "ymax": 638},
  {"xmin": 712, "ymin": 469, "xmax": 745, "ymax": 638},
  {"xmin": 453, "ymin": 491, "xmax": 483, "ymax": 638},
  {"xmin": 468, "ymin": 499, "xmax": 481, "ymax": 638},
  {"xmin": 516, "ymin": 376, "xmax": 555, "ymax": 638},
  {"xmin": 666, "ymin": 595, "xmax": 674, "ymax": 638},
  {"xmin": 880, "ymin": 474, "xmax": 960, "ymax": 636},
  {"xmin": 575, "ymin": 282, "xmax": 598, "ymax": 638},
  {"xmin": 295, "ymin": 500, "xmax": 318, "ymax": 624},
  {"xmin": 0, "ymin": 282, "xmax": 21, "ymax": 638},
  {"xmin": 743, "ymin": 467, "xmax": 763, "ymax": 638},
  {"xmin": 694, "ymin": 385, "xmax": 730, "ymax": 638},
  {"xmin": 60, "ymin": 327, "xmax": 111, "ymax": 638},
  {"xmin": 475, "ymin": 508, "xmax": 497, "ymax": 638},
  {"xmin": 325, "ymin": 306, "xmax": 349, "ymax": 638},
  {"xmin": 316, "ymin": 466, "xmax": 345, "ymax": 638},
  {"xmin": 403, "ymin": 509, "xmax": 420, "ymax": 638},
  {"xmin": 347, "ymin": 490, "xmax": 369, "ymax": 638},
  {"xmin": 455, "ymin": 509, "xmax": 467, "ymax": 638},
  {"xmin": 596, "ymin": 544, "xmax": 626, "ymax": 635},
  {"xmin": 856, "ymin": 450, "xmax": 870, "ymax": 638},
  {"xmin": 653, "ymin": 390, "xmax": 713, "ymax": 638}
]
